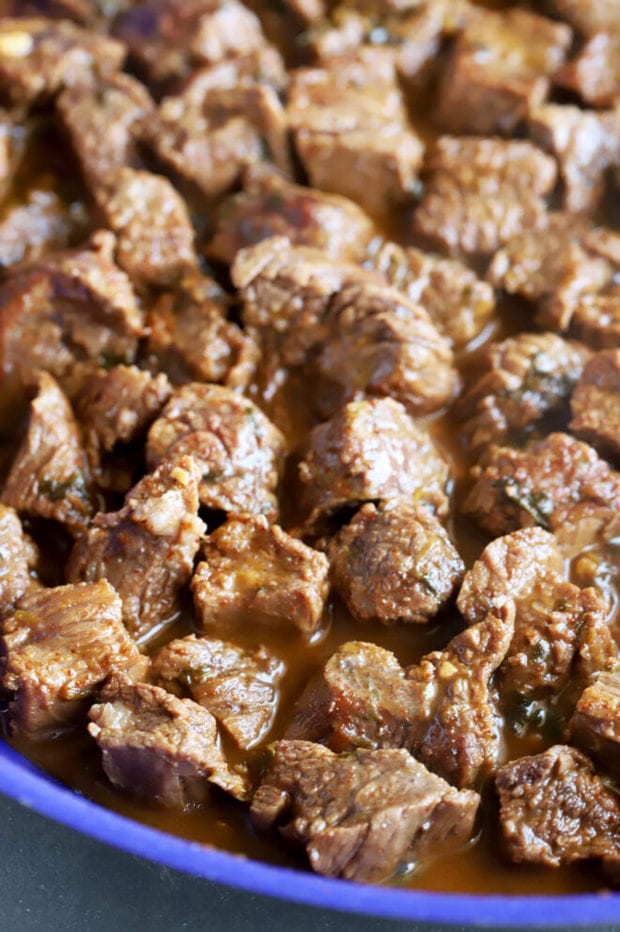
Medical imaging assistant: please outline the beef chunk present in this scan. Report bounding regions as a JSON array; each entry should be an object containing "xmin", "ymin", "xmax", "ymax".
[
  {"xmin": 0, "ymin": 109, "xmax": 28, "ymax": 204},
  {"xmin": 464, "ymin": 433, "xmax": 620, "ymax": 556},
  {"xmin": 299, "ymin": 398, "xmax": 450, "ymax": 530},
  {"xmin": 207, "ymin": 165, "xmax": 376, "ymax": 265},
  {"xmin": 192, "ymin": 515, "xmax": 329, "ymax": 638},
  {"xmin": 250, "ymin": 739, "xmax": 479, "ymax": 882},
  {"xmin": 68, "ymin": 456, "xmax": 205, "ymax": 642},
  {"xmin": 572, "ymin": 289, "xmax": 620, "ymax": 350},
  {"xmin": 88, "ymin": 673, "xmax": 247, "ymax": 805},
  {"xmin": 545, "ymin": 0, "xmax": 619, "ymax": 36},
  {"xmin": 496, "ymin": 745, "xmax": 620, "ymax": 869},
  {"xmin": 456, "ymin": 332, "xmax": 590, "ymax": 452},
  {"xmin": 529, "ymin": 105, "xmax": 620, "ymax": 214},
  {"xmin": 145, "ymin": 270, "xmax": 257, "ymax": 389},
  {"xmin": 0, "ymin": 17, "xmax": 124, "ymax": 107},
  {"xmin": 570, "ymin": 350, "xmax": 620, "ymax": 463},
  {"xmin": 556, "ymin": 32, "xmax": 620, "ymax": 108},
  {"xmin": 412, "ymin": 137, "xmax": 556, "ymax": 257},
  {"xmin": 435, "ymin": 8, "xmax": 571, "ymax": 136},
  {"xmin": 112, "ymin": 0, "xmax": 265, "ymax": 85},
  {"xmin": 151, "ymin": 635, "xmax": 283, "ymax": 749},
  {"xmin": 2, "ymin": 372, "xmax": 97, "ymax": 536},
  {"xmin": 0, "ymin": 187, "xmax": 87, "ymax": 271},
  {"xmin": 1, "ymin": 580, "xmax": 141, "ymax": 739},
  {"xmin": 0, "ymin": 234, "xmax": 144, "ymax": 405},
  {"xmin": 570, "ymin": 669, "xmax": 620, "ymax": 768},
  {"xmin": 327, "ymin": 501, "xmax": 464, "ymax": 624},
  {"xmin": 0, "ymin": 504, "xmax": 40, "ymax": 612},
  {"xmin": 146, "ymin": 383, "xmax": 286, "ymax": 519},
  {"xmin": 364, "ymin": 240, "xmax": 495, "ymax": 349}
]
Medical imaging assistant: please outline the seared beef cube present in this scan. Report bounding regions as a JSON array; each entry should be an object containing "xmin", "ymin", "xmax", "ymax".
[
  {"xmin": 2, "ymin": 373, "xmax": 97, "ymax": 536},
  {"xmin": 146, "ymin": 270, "xmax": 257, "ymax": 389},
  {"xmin": 192, "ymin": 515, "xmax": 329, "ymax": 638},
  {"xmin": 496, "ymin": 745, "xmax": 620, "ymax": 869},
  {"xmin": 570, "ymin": 669, "xmax": 620, "ymax": 766},
  {"xmin": 456, "ymin": 332, "xmax": 590, "ymax": 452},
  {"xmin": 413, "ymin": 137, "xmax": 556, "ymax": 257},
  {"xmin": 436, "ymin": 8, "xmax": 571, "ymax": 136},
  {"xmin": 464, "ymin": 433, "xmax": 620, "ymax": 555},
  {"xmin": 1, "ymin": 580, "xmax": 141, "ymax": 739},
  {"xmin": 327, "ymin": 501, "xmax": 464, "ymax": 624},
  {"xmin": 572, "ymin": 290, "xmax": 620, "ymax": 350},
  {"xmin": 0, "ymin": 504, "xmax": 40, "ymax": 612},
  {"xmin": 112, "ymin": 0, "xmax": 265, "ymax": 85},
  {"xmin": 88, "ymin": 673, "xmax": 247, "ymax": 805},
  {"xmin": 365, "ymin": 240, "xmax": 495, "ymax": 349},
  {"xmin": 151, "ymin": 635, "xmax": 283, "ymax": 749},
  {"xmin": 299, "ymin": 398, "xmax": 450, "ymax": 530},
  {"xmin": 545, "ymin": 0, "xmax": 619, "ymax": 36},
  {"xmin": 529, "ymin": 105, "xmax": 620, "ymax": 214},
  {"xmin": 146, "ymin": 383, "xmax": 285, "ymax": 519},
  {"xmin": 0, "ymin": 17, "xmax": 124, "ymax": 107},
  {"xmin": 458, "ymin": 528, "xmax": 615, "ymax": 700},
  {"xmin": 570, "ymin": 350, "xmax": 620, "ymax": 463},
  {"xmin": 251, "ymin": 739, "xmax": 479, "ymax": 882},
  {"xmin": 57, "ymin": 72, "xmax": 154, "ymax": 189},
  {"xmin": 0, "ymin": 187, "xmax": 87, "ymax": 271},
  {"xmin": 556, "ymin": 33, "xmax": 620, "ymax": 108},
  {"xmin": 0, "ymin": 233, "xmax": 144, "ymax": 405},
  {"xmin": 208, "ymin": 165, "xmax": 376, "ymax": 265},
  {"xmin": 68, "ymin": 456, "xmax": 205, "ymax": 641}
]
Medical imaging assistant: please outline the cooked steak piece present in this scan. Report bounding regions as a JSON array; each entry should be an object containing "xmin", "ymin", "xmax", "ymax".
[
  {"xmin": 207, "ymin": 165, "xmax": 376, "ymax": 265},
  {"xmin": 327, "ymin": 501, "xmax": 464, "ymax": 624},
  {"xmin": 151, "ymin": 635, "xmax": 283, "ymax": 749},
  {"xmin": 364, "ymin": 240, "xmax": 495, "ymax": 349},
  {"xmin": 456, "ymin": 332, "xmax": 590, "ymax": 452},
  {"xmin": 556, "ymin": 32, "xmax": 620, "ymax": 108},
  {"xmin": 545, "ymin": 0, "xmax": 619, "ymax": 36},
  {"xmin": 0, "ymin": 17, "xmax": 124, "ymax": 107},
  {"xmin": 299, "ymin": 398, "xmax": 450, "ymax": 530},
  {"xmin": 68, "ymin": 456, "xmax": 205, "ymax": 642},
  {"xmin": 192, "ymin": 515, "xmax": 329, "ymax": 638},
  {"xmin": 0, "ymin": 504, "xmax": 40, "ymax": 612},
  {"xmin": 145, "ymin": 270, "xmax": 257, "ymax": 389},
  {"xmin": 250, "ymin": 739, "xmax": 479, "ymax": 882},
  {"xmin": 412, "ymin": 136, "xmax": 556, "ymax": 257},
  {"xmin": 0, "ymin": 233, "xmax": 144, "ymax": 406},
  {"xmin": 435, "ymin": 8, "xmax": 571, "ymax": 135},
  {"xmin": 572, "ymin": 289, "xmax": 620, "ymax": 350},
  {"xmin": 146, "ymin": 383, "xmax": 286, "ymax": 519},
  {"xmin": 1, "ymin": 580, "xmax": 141, "ymax": 739},
  {"xmin": 570, "ymin": 350, "xmax": 620, "ymax": 463},
  {"xmin": 570, "ymin": 669, "xmax": 620, "ymax": 766},
  {"xmin": 2, "ymin": 372, "xmax": 97, "ymax": 536},
  {"xmin": 88, "ymin": 673, "xmax": 248, "ymax": 805},
  {"xmin": 496, "ymin": 745, "xmax": 620, "ymax": 869},
  {"xmin": 464, "ymin": 433, "xmax": 620, "ymax": 556},
  {"xmin": 112, "ymin": 0, "xmax": 265, "ymax": 85},
  {"xmin": 0, "ymin": 187, "xmax": 86, "ymax": 271}
]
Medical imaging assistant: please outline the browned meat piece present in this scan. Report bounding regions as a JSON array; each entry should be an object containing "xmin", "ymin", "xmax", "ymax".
[
  {"xmin": 288, "ymin": 50, "xmax": 424, "ymax": 216},
  {"xmin": 327, "ymin": 501, "xmax": 464, "ymax": 624},
  {"xmin": 67, "ymin": 456, "xmax": 205, "ymax": 642},
  {"xmin": 299, "ymin": 398, "xmax": 450, "ymax": 530},
  {"xmin": 192, "ymin": 515, "xmax": 329, "ymax": 638},
  {"xmin": 572, "ymin": 289, "xmax": 620, "ymax": 349},
  {"xmin": 146, "ymin": 383, "xmax": 285, "ymax": 519},
  {"xmin": 570, "ymin": 350, "xmax": 620, "ymax": 463},
  {"xmin": 0, "ymin": 17, "xmax": 124, "ymax": 107},
  {"xmin": 529, "ymin": 105, "xmax": 620, "ymax": 214},
  {"xmin": 112, "ymin": 0, "xmax": 265, "ymax": 85},
  {"xmin": 207, "ymin": 165, "xmax": 376, "ymax": 265},
  {"xmin": 0, "ymin": 109, "xmax": 28, "ymax": 204},
  {"xmin": 556, "ymin": 33, "xmax": 620, "ymax": 108},
  {"xmin": 145, "ymin": 270, "xmax": 257, "ymax": 389},
  {"xmin": 57, "ymin": 72, "xmax": 154, "ymax": 190},
  {"xmin": 88, "ymin": 673, "xmax": 247, "ymax": 805},
  {"xmin": 0, "ymin": 187, "xmax": 87, "ymax": 271},
  {"xmin": 545, "ymin": 0, "xmax": 619, "ymax": 36},
  {"xmin": 151, "ymin": 635, "xmax": 283, "ymax": 749},
  {"xmin": 0, "ymin": 233, "xmax": 144, "ymax": 406},
  {"xmin": 364, "ymin": 240, "xmax": 495, "ymax": 349},
  {"xmin": 464, "ymin": 433, "xmax": 620, "ymax": 556},
  {"xmin": 250, "ymin": 739, "xmax": 479, "ymax": 882},
  {"xmin": 75, "ymin": 365, "xmax": 172, "ymax": 490},
  {"xmin": 413, "ymin": 136, "xmax": 556, "ymax": 257},
  {"xmin": 2, "ymin": 373, "xmax": 97, "ymax": 536},
  {"xmin": 1, "ymin": 580, "xmax": 142, "ymax": 739},
  {"xmin": 0, "ymin": 504, "xmax": 40, "ymax": 612},
  {"xmin": 570, "ymin": 669, "xmax": 620, "ymax": 768},
  {"xmin": 496, "ymin": 745, "xmax": 620, "ymax": 869},
  {"xmin": 456, "ymin": 332, "xmax": 590, "ymax": 452},
  {"xmin": 435, "ymin": 8, "xmax": 571, "ymax": 135}
]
